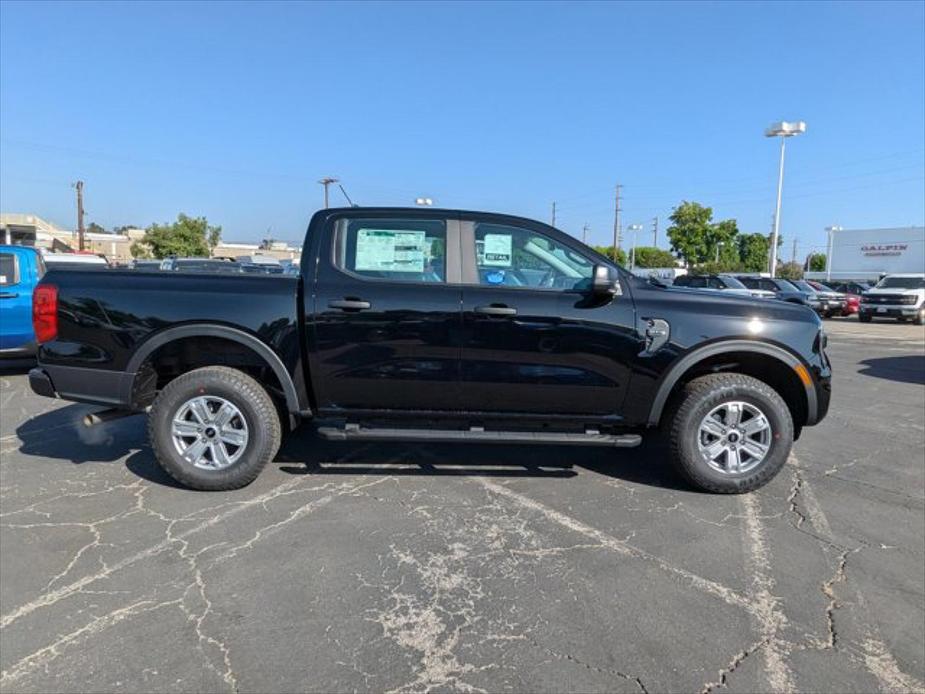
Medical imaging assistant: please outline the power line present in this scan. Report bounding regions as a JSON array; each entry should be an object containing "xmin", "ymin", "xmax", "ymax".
[{"xmin": 338, "ymin": 183, "xmax": 356, "ymax": 207}]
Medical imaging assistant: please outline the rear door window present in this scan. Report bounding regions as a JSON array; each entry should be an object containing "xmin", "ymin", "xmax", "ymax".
[
  {"xmin": 333, "ymin": 218, "xmax": 447, "ymax": 283},
  {"xmin": 0, "ymin": 253, "xmax": 19, "ymax": 286}
]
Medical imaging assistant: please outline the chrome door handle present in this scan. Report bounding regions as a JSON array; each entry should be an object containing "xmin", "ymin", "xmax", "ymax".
[
  {"xmin": 475, "ymin": 305, "xmax": 517, "ymax": 316},
  {"xmin": 0, "ymin": 292, "xmax": 19, "ymax": 299},
  {"xmin": 328, "ymin": 299, "xmax": 371, "ymax": 311}
]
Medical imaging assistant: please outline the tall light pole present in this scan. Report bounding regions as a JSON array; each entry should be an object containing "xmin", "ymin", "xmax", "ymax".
[
  {"xmin": 627, "ymin": 223, "xmax": 643, "ymax": 269},
  {"xmin": 715, "ymin": 241, "xmax": 725, "ymax": 264},
  {"xmin": 765, "ymin": 121, "xmax": 806, "ymax": 277},
  {"xmin": 318, "ymin": 177, "xmax": 339, "ymax": 209},
  {"xmin": 825, "ymin": 225, "xmax": 842, "ymax": 281}
]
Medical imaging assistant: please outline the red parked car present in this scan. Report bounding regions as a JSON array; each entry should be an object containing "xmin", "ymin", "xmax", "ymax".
[{"xmin": 819, "ymin": 281, "xmax": 871, "ymax": 316}]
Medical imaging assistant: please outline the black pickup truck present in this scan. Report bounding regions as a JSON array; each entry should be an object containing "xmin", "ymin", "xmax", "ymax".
[{"xmin": 29, "ymin": 207, "xmax": 831, "ymax": 493}]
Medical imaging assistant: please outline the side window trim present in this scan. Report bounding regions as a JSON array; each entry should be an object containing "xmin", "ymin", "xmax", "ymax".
[{"xmin": 325, "ymin": 214, "xmax": 462, "ymax": 286}]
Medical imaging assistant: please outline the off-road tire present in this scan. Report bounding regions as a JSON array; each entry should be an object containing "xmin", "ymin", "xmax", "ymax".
[
  {"xmin": 858, "ymin": 313, "xmax": 872, "ymax": 323},
  {"xmin": 667, "ymin": 373, "xmax": 793, "ymax": 494},
  {"xmin": 149, "ymin": 366, "xmax": 282, "ymax": 491}
]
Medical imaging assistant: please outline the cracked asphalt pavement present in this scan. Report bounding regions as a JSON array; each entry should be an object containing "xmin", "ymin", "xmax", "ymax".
[{"xmin": 1, "ymin": 320, "xmax": 923, "ymax": 693}]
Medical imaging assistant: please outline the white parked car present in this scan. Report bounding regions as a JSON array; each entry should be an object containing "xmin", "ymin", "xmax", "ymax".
[{"xmin": 859, "ymin": 273, "xmax": 925, "ymax": 325}]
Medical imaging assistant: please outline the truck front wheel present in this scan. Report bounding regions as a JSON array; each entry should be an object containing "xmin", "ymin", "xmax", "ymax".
[
  {"xmin": 667, "ymin": 373, "xmax": 793, "ymax": 494},
  {"xmin": 149, "ymin": 366, "xmax": 282, "ymax": 491}
]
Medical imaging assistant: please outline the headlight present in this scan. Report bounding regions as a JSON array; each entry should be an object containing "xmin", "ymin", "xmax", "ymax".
[{"xmin": 902, "ymin": 295, "xmax": 918, "ymax": 305}]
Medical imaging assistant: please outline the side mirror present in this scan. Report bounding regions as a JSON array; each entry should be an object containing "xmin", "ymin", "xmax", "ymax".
[{"xmin": 591, "ymin": 264, "xmax": 620, "ymax": 297}]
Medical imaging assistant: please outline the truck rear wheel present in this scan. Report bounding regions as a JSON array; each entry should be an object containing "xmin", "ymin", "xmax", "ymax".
[
  {"xmin": 149, "ymin": 366, "xmax": 282, "ymax": 490},
  {"xmin": 667, "ymin": 373, "xmax": 793, "ymax": 494}
]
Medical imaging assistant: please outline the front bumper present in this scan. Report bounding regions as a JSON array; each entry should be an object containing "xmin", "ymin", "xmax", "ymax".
[
  {"xmin": 818, "ymin": 300, "xmax": 845, "ymax": 314},
  {"xmin": 859, "ymin": 304, "xmax": 923, "ymax": 318}
]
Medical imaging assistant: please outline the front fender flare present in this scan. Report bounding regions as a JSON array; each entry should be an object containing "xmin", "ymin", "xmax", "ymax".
[{"xmin": 646, "ymin": 340, "xmax": 816, "ymax": 426}]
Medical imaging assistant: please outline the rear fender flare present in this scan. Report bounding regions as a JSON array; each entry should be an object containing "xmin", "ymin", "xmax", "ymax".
[
  {"xmin": 126, "ymin": 324, "xmax": 304, "ymax": 415},
  {"xmin": 647, "ymin": 340, "xmax": 816, "ymax": 426}
]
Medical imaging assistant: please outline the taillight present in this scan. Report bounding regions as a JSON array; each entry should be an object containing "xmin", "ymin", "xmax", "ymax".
[{"xmin": 32, "ymin": 284, "xmax": 58, "ymax": 344}]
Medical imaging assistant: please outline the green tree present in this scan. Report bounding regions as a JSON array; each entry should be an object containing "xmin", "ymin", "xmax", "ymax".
[
  {"xmin": 132, "ymin": 214, "xmax": 222, "ymax": 259},
  {"xmin": 777, "ymin": 261, "xmax": 804, "ymax": 280},
  {"xmin": 87, "ymin": 222, "xmax": 106, "ymax": 234},
  {"xmin": 632, "ymin": 246, "xmax": 677, "ymax": 268},
  {"xmin": 807, "ymin": 253, "xmax": 826, "ymax": 272},
  {"xmin": 592, "ymin": 246, "xmax": 627, "ymax": 266},
  {"xmin": 667, "ymin": 201, "xmax": 714, "ymax": 264},
  {"xmin": 130, "ymin": 241, "xmax": 153, "ymax": 259},
  {"xmin": 666, "ymin": 202, "xmax": 740, "ymax": 266},
  {"xmin": 711, "ymin": 219, "xmax": 740, "ymax": 266},
  {"xmin": 737, "ymin": 233, "xmax": 770, "ymax": 272}
]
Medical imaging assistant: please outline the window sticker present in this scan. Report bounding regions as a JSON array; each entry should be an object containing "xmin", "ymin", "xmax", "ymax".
[
  {"xmin": 355, "ymin": 229, "xmax": 426, "ymax": 272},
  {"xmin": 482, "ymin": 233, "xmax": 513, "ymax": 267},
  {"xmin": 0, "ymin": 275, "xmax": 6, "ymax": 284}
]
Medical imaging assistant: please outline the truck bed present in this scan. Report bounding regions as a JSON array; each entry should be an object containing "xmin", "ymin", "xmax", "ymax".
[{"xmin": 36, "ymin": 269, "xmax": 303, "ymax": 407}]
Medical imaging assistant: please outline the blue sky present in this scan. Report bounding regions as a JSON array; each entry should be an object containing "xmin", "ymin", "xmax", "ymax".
[{"xmin": 1, "ymin": 0, "xmax": 923, "ymax": 258}]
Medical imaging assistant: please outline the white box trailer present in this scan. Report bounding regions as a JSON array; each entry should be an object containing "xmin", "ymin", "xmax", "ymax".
[{"xmin": 805, "ymin": 226, "xmax": 924, "ymax": 283}]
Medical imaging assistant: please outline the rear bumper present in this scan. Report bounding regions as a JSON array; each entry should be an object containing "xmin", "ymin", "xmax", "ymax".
[
  {"xmin": 29, "ymin": 368, "xmax": 56, "ymax": 398},
  {"xmin": 29, "ymin": 364, "xmax": 135, "ymax": 407},
  {"xmin": 0, "ymin": 341, "xmax": 37, "ymax": 359}
]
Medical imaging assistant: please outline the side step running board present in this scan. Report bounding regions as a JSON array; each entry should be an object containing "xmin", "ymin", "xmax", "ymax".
[{"xmin": 317, "ymin": 425, "xmax": 642, "ymax": 447}]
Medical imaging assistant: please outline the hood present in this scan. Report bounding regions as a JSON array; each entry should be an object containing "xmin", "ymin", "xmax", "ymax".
[
  {"xmin": 664, "ymin": 285, "xmax": 815, "ymax": 315},
  {"xmin": 865, "ymin": 286, "xmax": 923, "ymax": 295}
]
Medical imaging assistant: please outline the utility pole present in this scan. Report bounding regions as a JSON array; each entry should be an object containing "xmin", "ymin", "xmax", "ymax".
[
  {"xmin": 652, "ymin": 216, "xmax": 658, "ymax": 247},
  {"xmin": 318, "ymin": 177, "xmax": 339, "ymax": 209},
  {"xmin": 551, "ymin": 201, "xmax": 557, "ymax": 228},
  {"xmin": 582, "ymin": 223, "xmax": 589, "ymax": 245},
  {"xmin": 791, "ymin": 237, "xmax": 798, "ymax": 265},
  {"xmin": 74, "ymin": 180, "xmax": 85, "ymax": 251},
  {"xmin": 612, "ymin": 184, "xmax": 622, "ymax": 262},
  {"xmin": 767, "ymin": 214, "xmax": 777, "ymax": 275}
]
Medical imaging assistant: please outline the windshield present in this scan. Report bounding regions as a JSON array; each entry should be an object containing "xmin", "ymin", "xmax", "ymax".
[
  {"xmin": 719, "ymin": 276, "xmax": 747, "ymax": 289},
  {"xmin": 776, "ymin": 279, "xmax": 800, "ymax": 291},
  {"xmin": 791, "ymin": 280, "xmax": 816, "ymax": 292},
  {"xmin": 875, "ymin": 276, "xmax": 925, "ymax": 289}
]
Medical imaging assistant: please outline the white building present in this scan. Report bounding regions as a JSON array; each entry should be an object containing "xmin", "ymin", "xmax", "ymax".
[{"xmin": 805, "ymin": 226, "xmax": 924, "ymax": 282}]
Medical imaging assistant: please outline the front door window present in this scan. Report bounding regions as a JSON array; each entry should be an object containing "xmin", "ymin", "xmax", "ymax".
[{"xmin": 473, "ymin": 223, "xmax": 593, "ymax": 291}]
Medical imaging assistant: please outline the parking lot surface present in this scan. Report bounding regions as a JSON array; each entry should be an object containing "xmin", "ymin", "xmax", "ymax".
[{"xmin": 1, "ymin": 319, "xmax": 923, "ymax": 693}]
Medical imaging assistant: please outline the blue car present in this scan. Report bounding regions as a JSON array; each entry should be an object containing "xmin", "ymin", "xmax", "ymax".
[{"xmin": 0, "ymin": 245, "xmax": 45, "ymax": 359}]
